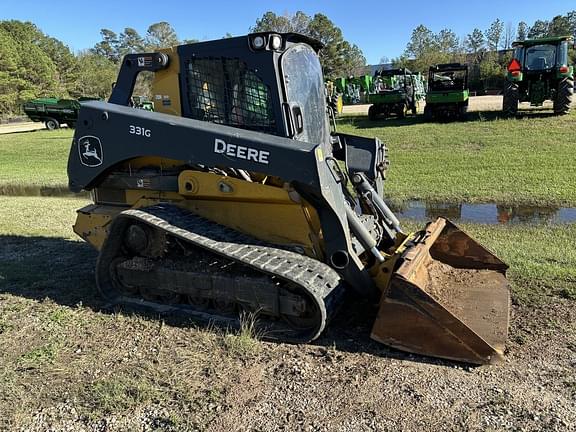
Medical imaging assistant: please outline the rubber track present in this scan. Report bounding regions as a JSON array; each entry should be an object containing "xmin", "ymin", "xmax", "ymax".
[{"xmin": 97, "ymin": 204, "xmax": 347, "ymax": 343}]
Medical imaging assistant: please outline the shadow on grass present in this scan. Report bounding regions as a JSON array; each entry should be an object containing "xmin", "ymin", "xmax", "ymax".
[
  {"xmin": 0, "ymin": 235, "xmax": 197, "ymax": 330},
  {"xmin": 0, "ymin": 235, "xmax": 100, "ymax": 308},
  {"xmin": 0, "ymin": 235, "xmax": 463, "ymax": 367},
  {"xmin": 338, "ymin": 109, "xmax": 561, "ymax": 129}
]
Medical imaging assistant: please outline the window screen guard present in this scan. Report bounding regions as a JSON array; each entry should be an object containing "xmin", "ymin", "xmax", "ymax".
[{"xmin": 186, "ymin": 58, "xmax": 277, "ymax": 134}]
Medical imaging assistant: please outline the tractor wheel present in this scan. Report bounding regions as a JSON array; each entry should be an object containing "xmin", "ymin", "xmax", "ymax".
[
  {"xmin": 553, "ymin": 76, "xmax": 574, "ymax": 115},
  {"xmin": 368, "ymin": 105, "xmax": 378, "ymax": 121},
  {"xmin": 45, "ymin": 118, "xmax": 60, "ymax": 130},
  {"xmin": 459, "ymin": 104, "xmax": 468, "ymax": 120},
  {"xmin": 424, "ymin": 105, "xmax": 433, "ymax": 121},
  {"xmin": 397, "ymin": 104, "xmax": 406, "ymax": 119},
  {"xmin": 503, "ymin": 82, "xmax": 519, "ymax": 116}
]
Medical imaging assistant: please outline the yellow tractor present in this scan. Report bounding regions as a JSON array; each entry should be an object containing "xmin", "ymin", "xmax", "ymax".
[{"xmin": 68, "ymin": 33, "xmax": 510, "ymax": 364}]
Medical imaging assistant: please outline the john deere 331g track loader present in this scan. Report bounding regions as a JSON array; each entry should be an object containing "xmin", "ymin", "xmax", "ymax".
[{"xmin": 68, "ymin": 33, "xmax": 510, "ymax": 364}]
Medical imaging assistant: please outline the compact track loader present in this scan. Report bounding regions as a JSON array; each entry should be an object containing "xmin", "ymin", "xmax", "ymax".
[{"xmin": 68, "ymin": 33, "xmax": 510, "ymax": 364}]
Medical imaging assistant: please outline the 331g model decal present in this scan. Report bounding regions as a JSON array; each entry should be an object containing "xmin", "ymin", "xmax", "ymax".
[
  {"xmin": 214, "ymin": 138, "xmax": 270, "ymax": 164},
  {"xmin": 129, "ymin": 125, "xmax": 151, "ymax": 137}
]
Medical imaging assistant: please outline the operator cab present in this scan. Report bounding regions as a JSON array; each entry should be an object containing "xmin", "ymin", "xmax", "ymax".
[
  {"xmin": 428, "ymin": 63, "xmax": 468, "ymax": 92},
  {"xmin": 511, "ymin": 37, "xmax": 573, "ymax": 73},
  {"xmin": 110, "ymin": 33, "xmax": 330, "ymax": 148}
]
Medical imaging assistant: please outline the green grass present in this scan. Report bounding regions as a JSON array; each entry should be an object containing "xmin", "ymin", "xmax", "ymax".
[
  {"xmin": 0, "ymin": 195, "xmax": 86, "ymax": 237},
  {"xmin": 2, "ymin": 112, "xmax": 576, "ymax": 207},
  {"xmin": 222, "ymin": 311, "xmax": 261, "ymax": 357},
  {"xmin": 86, "ymin": 375, "xmax": 161, "ymax": 415},
  {"xmin": 337, "ymin": 111, "xmax": 576, "ymax": 206},
  {"xmin": 0, "ymin": 129, "xmax": 72, "ymax": 190}
]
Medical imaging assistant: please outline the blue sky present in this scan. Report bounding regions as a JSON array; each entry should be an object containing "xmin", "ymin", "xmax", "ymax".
[{"xmin": 1, "ymin": 1, "xmax": 574, "ymax": 64}]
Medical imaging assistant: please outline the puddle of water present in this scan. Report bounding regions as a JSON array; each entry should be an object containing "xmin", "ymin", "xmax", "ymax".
[
  {"xmin": 390, "ymin": 200, "xmax": 576, "ymax": 225},
  {"xmin": 0, "ymin": 185, "xmax": 89, "ymax": 199},
  {"xmin": 1, "ymin": 186, "xmax": 572, "ymax": 225}
]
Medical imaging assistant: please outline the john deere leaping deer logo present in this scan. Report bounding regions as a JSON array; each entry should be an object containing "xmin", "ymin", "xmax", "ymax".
[{"xmin": 77, "ymin": 135, "xmax": 103, "ymax": 167}]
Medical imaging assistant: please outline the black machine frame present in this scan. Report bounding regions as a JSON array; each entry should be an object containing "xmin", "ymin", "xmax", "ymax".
[{"xmin": 68, "ymin": 33, "xmax": 394, "ymax": 299}]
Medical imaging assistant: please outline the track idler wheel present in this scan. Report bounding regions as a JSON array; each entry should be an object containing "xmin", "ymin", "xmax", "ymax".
[{"xmin": 109, "ymin": 258, "xmax": 139, "ymax": 296}]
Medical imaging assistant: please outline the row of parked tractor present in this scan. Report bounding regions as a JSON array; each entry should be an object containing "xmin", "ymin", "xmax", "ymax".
[{"xmin": 327, "ymin": 35, "xmax": 574, "ymax": 121}]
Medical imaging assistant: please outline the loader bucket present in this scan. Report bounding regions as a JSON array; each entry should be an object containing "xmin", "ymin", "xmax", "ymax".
[{"xmin": 371, "ymin": 218, "xmax": 510, "ymax": 365}]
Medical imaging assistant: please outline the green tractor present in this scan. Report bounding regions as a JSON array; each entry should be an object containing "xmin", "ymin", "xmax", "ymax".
[
  {"xmin": 424, "ymin": 63, "xmax": 469, "ymax": 120},
  {"xmin": 131, "ymin": 95, "xmax": 155, "ymax": 111},
  {"xmin": 367, "ymin": 68, "xmax": 426, "ymax": 120},
  {"xmin": 503, "ymin": 36, "xmax": 574, "ymax": 116},
  {"xmin": 336, "ymin": 75, "xmax": 372, "ymax": 105}
]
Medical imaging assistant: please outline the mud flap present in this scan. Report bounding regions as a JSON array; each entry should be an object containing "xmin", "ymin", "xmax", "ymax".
[{"xmin": 371, "ymin": 218, "xmax": 510, "ymax": 365}]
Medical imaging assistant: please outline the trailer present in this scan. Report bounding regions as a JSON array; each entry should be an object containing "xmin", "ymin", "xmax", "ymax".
[{"xmin": 22, "ymin": 98, "xmax": 84, "ymax": 130}]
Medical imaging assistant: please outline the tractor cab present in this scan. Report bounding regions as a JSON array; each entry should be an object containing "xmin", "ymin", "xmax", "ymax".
[
  {"xmin": 428, "ymin": 63, "xmax": 468, "ymax": 92},
  {"xmin": 511, "ymin": 36, "xmax": 572, "ymax": 73},
  {"xmin": 367, "ymin": 68, "xmax": 426, "ymax": 119},
  {"xmin": 373, "ymin": 68, "xmax": 411, "ymax": 93}
]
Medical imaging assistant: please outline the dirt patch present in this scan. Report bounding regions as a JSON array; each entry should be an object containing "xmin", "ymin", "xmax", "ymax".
[
  {"xmin": 0, "ymin": 122, "xmax": 45, "ymax": 135},
  {"xmin": 204, "ymin": 300, "xmax": 576, "ymax": 432},
  {"xmin": 342, "ymin": 96, "xmax": 508, "ymax": 116},
  {"xmin": 1, "ymin": 231, "xmax": 575, "ymax": 431},
  {"xmin": 425, "ymin": 260, "xmax": 509, "ymax": 350}
]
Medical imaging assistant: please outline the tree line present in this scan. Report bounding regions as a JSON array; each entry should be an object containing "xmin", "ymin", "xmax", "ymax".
[
  {"xmin": 250, "ymin": 11, "xmax": 365, "ymax": 78},
  {"xmin": 394, "ymin": 11, "xmax": 576, "ymax": 91},
  {"xmin": 0, "ymin": 10, "xmax": 575, "ymax": 117},
  {"xmin": 0, "ymin": 20, "xmax": 186, "ymax": 117},
  {"xmin": 0, "ymin": 12, "xmax": 362, "ymax": 118}
]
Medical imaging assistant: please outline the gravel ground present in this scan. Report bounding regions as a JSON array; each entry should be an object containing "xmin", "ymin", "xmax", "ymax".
[
  {"xmin": 205, "ymin": 301, "xmax": 576, "ymax": 432},
  {"xmin": 342, "ymin": 95, "xmax": 575, "ymax": 115},
  {"xmin": 17, "ymin": 298, "xmax": 576, "ymax": 432},
  {"xmin": 0, "ymin": 122, "xmax": 46, "ymax": 135}
]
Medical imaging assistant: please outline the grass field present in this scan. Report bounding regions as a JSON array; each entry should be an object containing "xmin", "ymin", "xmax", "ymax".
[
  {"xmin": 2, "ymin": 110, "xmax": 576, "ymax": 206},
  {"xmin": 338, "ymin": 110, "xmax": 576, "ymax": 205},
  {"xmin": 0, "ymin": 129, "xmax": 71, "ymax": 191}
]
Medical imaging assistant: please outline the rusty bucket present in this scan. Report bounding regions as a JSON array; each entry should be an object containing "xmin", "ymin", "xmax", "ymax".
[{"xmin": 371, "ymin": 218, "xmax": 510, "ymax": 365}]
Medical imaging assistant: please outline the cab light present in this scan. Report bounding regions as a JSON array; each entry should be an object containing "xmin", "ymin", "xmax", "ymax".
[
  {"xmin": 270, "ymin": 34, "xmax": 282, "ymax": 50},
  {"xmin": 252, "ymin": 36, "xmax": 265, "ymax": 50}
]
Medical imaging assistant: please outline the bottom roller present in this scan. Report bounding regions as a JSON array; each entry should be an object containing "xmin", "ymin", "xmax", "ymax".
[{"xmin": 372, "ymin": 218, "xmax": 510, "ymax": 365}]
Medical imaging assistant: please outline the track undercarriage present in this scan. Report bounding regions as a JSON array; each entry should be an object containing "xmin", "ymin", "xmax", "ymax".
[{"xmin": 97, "ymin": 205, "xmax": 346, "ymax": 343}]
